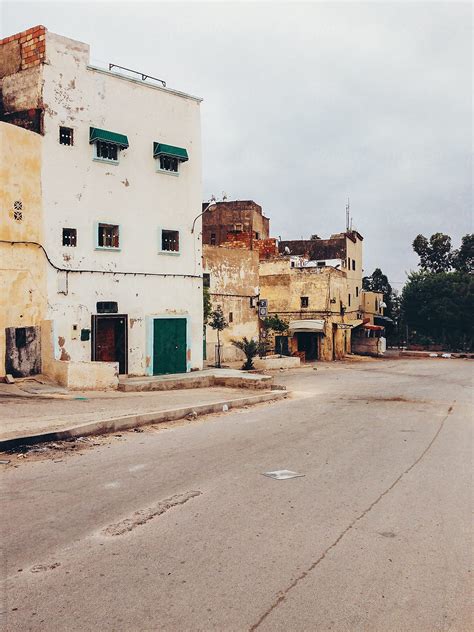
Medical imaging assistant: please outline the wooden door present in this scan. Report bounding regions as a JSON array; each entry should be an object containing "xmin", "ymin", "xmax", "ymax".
[
  {"xmin": 153, "ymin": 318, "xmax": 187, "ymax": 375},
  {"xmin": 92, "ymin": 315, "xmax": 128, "ymax": 374}
]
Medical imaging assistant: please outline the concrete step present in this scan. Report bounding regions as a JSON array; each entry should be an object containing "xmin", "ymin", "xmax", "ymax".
[{"xmin": 118, "ymin": 369, "xmax": 273, "ymax": 392}]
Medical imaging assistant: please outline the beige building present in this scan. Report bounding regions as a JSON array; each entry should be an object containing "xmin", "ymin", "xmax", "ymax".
[
  {"xmin": 278, "ymin": 231, "xmax": 364, "ymax": 319},
  {"xmin": 203, "ymin": 245, "xmax": 260, "ymax": 363},
  {"xmin": 360, "ymin": 290, "xmax": 385, "ymax": 324},
  {"xmin": 259, "ymin": 257, "xmax": 353, "ymax": 361}
]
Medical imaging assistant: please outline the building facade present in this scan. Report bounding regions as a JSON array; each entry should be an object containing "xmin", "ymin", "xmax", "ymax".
[
  {"xmin": 203, "ymin": 245, "xmax": 260, "ymax": 363},
  {"xmin": 259, "ymin": 257, "xmax": 352, "ymax": 361},
  {"xmin": 278, "ymin": 231, "xmax": 364, "ymax": 319},
  {"xmin": 1, "ymin": 26, "xmax": 204, "ymax": 386}
]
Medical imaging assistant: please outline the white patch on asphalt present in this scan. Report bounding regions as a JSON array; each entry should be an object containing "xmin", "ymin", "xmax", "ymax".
[
  {"xmin": 262, "ymin": 470, "xmax": 305, "ymax": 480},
  {"xmin": 104, "ymin": 481, "xmax": 120, "ymax": 489},
  {"xmin": 128, "ymin": 464, "xmax": 146, "ymax": 472}
]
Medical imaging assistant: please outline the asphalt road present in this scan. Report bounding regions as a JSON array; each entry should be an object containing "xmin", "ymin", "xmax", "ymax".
[{"xmin": 1, "ymin": 359, "xmax": 472, "ymax": 631}]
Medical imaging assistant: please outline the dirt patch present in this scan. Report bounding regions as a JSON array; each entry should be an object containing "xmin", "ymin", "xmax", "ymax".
[{"xmin": 0, "ymin": 435, "xmax": 111, "ymax": 465}]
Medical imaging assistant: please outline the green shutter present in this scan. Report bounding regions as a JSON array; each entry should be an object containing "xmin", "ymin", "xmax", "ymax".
[
  {"xmin": 153, "ymin": 142, "xmax": 188, "ymax": 162},
  {"xmin": 89, "ymin": 127, "xmax": 129, "ymax": 149}
]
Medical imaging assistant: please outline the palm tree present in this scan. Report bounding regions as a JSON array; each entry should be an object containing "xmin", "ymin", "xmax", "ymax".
[{"xmin": 231, "ymin": 337, "xmax": 261, "ymax": 370}]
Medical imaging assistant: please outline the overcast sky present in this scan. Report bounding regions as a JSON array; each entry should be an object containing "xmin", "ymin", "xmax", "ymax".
[{"xmin": 2, "ymin": 1, "xmax": 472, "ymax": 286}]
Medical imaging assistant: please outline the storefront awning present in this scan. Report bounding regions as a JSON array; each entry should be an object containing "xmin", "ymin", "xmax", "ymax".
[
  {"xmin": 153, "ymin": 142, "xmax": 189, "ymax": 161},
  {"xmin": 364, "ymin": 324, "xmax": 385, "ymax": 331},
  {"xmin": 89, "ymin": 127, "xmax": 129, "ymax": 148},
  {"xmin": 345, "ymin": 319, "xmax": 364, "ymax": 328},
  {"xmin": 289, "ymin": 319, "xmax": 325, "ymax": 333},
  {"xmin": 374, "ymin": 315, "xmax": 394, "ymax": 325}
]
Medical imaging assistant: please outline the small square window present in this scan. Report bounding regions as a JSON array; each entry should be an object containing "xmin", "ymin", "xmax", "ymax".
[
  {"xmin": 161, "ymin": 229, "xmax": 180, "ymax": 253},
  {"xmin": 210, "ymin": 233, "xmax": 216, "ymax": 246},
  {"xmin": 59, "ymin": 126, "xmax": 74, "ymax": 146},
  {"xmin": 203, "ymin": 273, "xmax": 210, "ymax": 288},
  {"xmin": 97, "ymin": 301, "xmax": 118, "ymax": 314},
  {"xmin": 158, "ymin": 155, "xmax": 179, "ymax": 173},
  {"xmin": 301, "ymin": 296, "xmax": 309, "ymax": 308},
  {"xmin": 62, "ymin": 228, "xmax": 77, "ymax": 247},
  {"xmin": 98, "ymin": 223, "xmax": 120, "ymax": 248},
  {"xmin": 95, "ymin": 141, "xmax": 119, "ymax": 162}
]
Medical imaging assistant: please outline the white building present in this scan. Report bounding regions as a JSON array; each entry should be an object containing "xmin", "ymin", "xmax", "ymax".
[{"xmin": 0, "ymin": 26, "xmax": 204, "ymax": 387}]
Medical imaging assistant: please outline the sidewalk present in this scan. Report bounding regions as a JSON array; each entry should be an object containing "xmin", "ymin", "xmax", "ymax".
[{"xmin": 0, "ymin": 385, "xmax": 287, "ymax": 448}]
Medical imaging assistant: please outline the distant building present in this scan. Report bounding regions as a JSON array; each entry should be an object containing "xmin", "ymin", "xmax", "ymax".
[
  {"xmin": 0, "ymin": 26, "xmax": 204, "ymax": 386},
  {"xmin": 278, "ymin": 231, "xmax": 364, "ymax": 318},
  {"xmin": 202, "ymin": 200, "xmax": 270, "ymax": 247}
]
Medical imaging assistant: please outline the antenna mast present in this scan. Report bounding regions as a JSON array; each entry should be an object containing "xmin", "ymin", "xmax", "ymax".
[{"xmin": 345, "ymin": 198, "xmax": 350, "ymax": 231}]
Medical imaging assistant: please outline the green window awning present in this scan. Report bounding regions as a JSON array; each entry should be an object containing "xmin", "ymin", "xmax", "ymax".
[
  {"xmin": 89, "ymin": 127, "xmax": 129, "ymax": 149},
  {"xmin": 153, "ymin": 142, "xmax": 188, "ymax": 162}
]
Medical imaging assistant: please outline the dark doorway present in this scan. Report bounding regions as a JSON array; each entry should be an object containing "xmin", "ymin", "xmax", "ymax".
[
  {"xmin": 296, "ymin": 332, "xmax": 318, "ymax": 361},
  {"xmin": 153, "ymin": 318, "xmax": 187, "ymax": 375},
  {"xmin": 5, "ymin": 326, "xmax": 41, "ymax": 377},
  {"xmin": 275, "ymin": 335, "xmax": 289, "ymax": 356},
  {"xmin": 92, "ymin": 315, "xmax": 128, "ymax": 374}
]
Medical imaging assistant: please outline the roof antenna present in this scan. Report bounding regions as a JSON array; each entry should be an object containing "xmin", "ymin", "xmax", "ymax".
[{"xmin": 345, "ymin": 198, "xmax": 350, "ymax": 231}]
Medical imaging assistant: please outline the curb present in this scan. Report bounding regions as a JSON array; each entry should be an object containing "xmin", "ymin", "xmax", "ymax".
[{"xmin": 0, "ymin": 390, "xmax": 288, "ymax": 450}]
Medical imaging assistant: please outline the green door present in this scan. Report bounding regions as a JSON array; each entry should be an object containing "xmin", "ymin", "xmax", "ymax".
[{"xmin": 153, "ymin": 318, "xmax": 187, "ymax": 375}]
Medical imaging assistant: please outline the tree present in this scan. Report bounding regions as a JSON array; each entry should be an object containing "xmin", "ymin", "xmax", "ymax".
[
  {"xmin": 263, "ymin": 314, "xmax": 289, "ymax": 356},
  {"xmin": 362, "ymin": 268, "xmax": 393, "ymax": 318},
  {"xmin": 412, "ymin": 233, "xmax": 453, "ymax": 273},
  {"xmin": 452, "ymin": 234, "xmax": 474, "ymax": 273},
  {"xmin": 208, "ymin": 305, "xmax": 228, "ymax": 368},
  {"xmin": 203, "ymin": 287, "xmax": 212, "ymax": 325},
  {"xmin": 231, "ymin": 337, "xmax": 261, "ymax": 370},
  {"xmin": 401, "ymin": 271, "xmax": 473, "ymax": 350}
]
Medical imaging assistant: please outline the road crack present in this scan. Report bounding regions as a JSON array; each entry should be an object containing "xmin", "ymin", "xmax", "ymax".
[{"xmin": 249, "ymin": 402, "xmax": 455, "ymax": 631}]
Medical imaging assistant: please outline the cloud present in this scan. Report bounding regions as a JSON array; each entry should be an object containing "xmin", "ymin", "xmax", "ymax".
[{"xmin": 3, "ymin": 1, "xmax": 471, "ymax": 283}]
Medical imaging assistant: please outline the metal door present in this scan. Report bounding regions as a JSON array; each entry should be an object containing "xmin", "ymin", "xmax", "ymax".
[{"xmin": 153, "ymin": 318, "xmax": 187, "ymax": 375}]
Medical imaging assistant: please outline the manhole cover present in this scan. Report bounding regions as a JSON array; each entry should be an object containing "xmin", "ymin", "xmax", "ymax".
[{"xmin": 262, "ymin": 470, "xmax": 305, "ymax": 480}]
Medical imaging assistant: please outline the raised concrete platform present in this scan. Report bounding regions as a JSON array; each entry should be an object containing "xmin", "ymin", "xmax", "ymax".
[
  {"xmin": 254, "ymin": 355, "xmax": 301, "ymax": 370},
  {"xmin": 118, "ymin": 369, "xmax": 273, "ymax": 392}
]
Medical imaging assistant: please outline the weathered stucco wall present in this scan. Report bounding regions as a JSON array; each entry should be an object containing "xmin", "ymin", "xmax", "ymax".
[
  {"xmin": 0, "ymin": 122, "xmax": 46, "ymax": 376},
  {"xmin": 204, "ymin": 245, "xmax": 259, "ymax": 363},
  {"xmin": 41, "ymin": 320, "xmax": 118, "ymax": 388}
]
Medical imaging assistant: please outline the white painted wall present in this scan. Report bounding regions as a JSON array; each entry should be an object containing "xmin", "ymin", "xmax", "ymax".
[{"xmin": 40, "ymin": 32, "xmax": 203, "ymax": 375}]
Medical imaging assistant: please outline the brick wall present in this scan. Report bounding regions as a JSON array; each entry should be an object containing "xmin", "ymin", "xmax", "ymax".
[
  {"xmin": 0, "ymin": 25, "xmax": 46, "ymax": 75},
  {"xmin": 202, "ymin": 200, "xmax": 270, "ymax": 246},
  {"xmin": 220, "ymin": 232, "xmax": 278, "ymax": 259}
]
